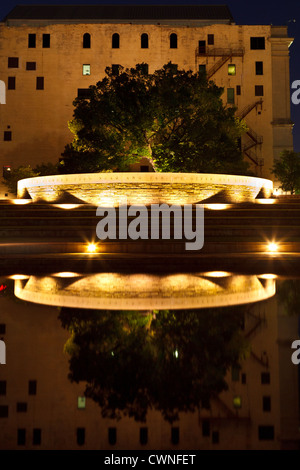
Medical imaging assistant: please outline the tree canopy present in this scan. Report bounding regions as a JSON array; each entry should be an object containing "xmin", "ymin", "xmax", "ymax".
[
  {"xmin": 271, "ymin": 150, "xmax": 300, "ymax": 194},
  {"xmin": 61, "ymin": 63, "xmax": 248, "ymax": 174}
]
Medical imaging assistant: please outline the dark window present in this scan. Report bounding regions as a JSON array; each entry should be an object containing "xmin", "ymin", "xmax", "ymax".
[
  {"xmin": 140, "ymin": 165, "xmax": 149, "ymax": 172},
  {"xmin": 28, "ymin": 33, "xmax": 36, "ymax": 48},
  {"xmin": 108, "ymin": 427, "xmax": 117, "ymax": 445},
  {"xmin": 77, "ymin": 88, "xmax": 91, "ymax": 99},
  {"xmin": 42, "ymin": 34, "xmax": 50, "ymax": 48},
  {"xmin": 4, "ymin": 131, "xmax": 12, "ymax": 141},
  {"xmin": 256, "ymin": 61, "xmax": 263, "ymax": 75},
  {"xmin": 255, "ymin": 85, "xmax": 264, "ymax": 96},
  {"xmin": 169, "ymin": 63, "xmax": 178, "ymax": 74},
  {"xmin": 199, "ymin": 64, "xmax": 206, "ymax": 74},
  {"xmin": 0, "ymin": 381, "xmax": 6, "ymax": 395},
  {"xmin": 207, "ymin": 34, "xmax": 214, "ymax": 45},
  {"xmin": 171, "ymin": 427, "xmax": 179, "ymax": 445},
  {"xmin": 198, "ymin": 40, "xmax": 206, "ymax": 54},
  {"xmin": 202, "ymin": 420, "xmax": 210, "ymax": 437},
  {"xmin": 261, "ymin": 372, "xmax": 270, "ymax": 384},
  {"xmin": 140, "ymin": 427, "xmax": 148, "ymax": 445},
  {"xmin": 258, "ymin": 425, "xmax": 274, "ymax": 440},
  {"xmin": 250, "ymin": 37, "xmax": 265, "ymax": 50},
  {"xmin": 0, "ymin": 324, "xmax": 5, "ymax": 334},
  {"xmin": 241, "ymin": 373, "xmax": 246, "ymax": 384},
  {"xmin": 17, "ymin": 429, "xmax": 26, "ymax": 445},
  {"xmin": 236, "ymin": 85, "xmax": 241, "ymax": 95},
  {"xmin": 112, "ymin": 33, "xmax": 119, "ymax": 49},
  {"xmin": 33, "ymin": 428, "xmax": 41, "ymax": 445},
  {"xmin": 112, "ymin": 64, "xmax": 120, "ymax": 75},
  {"xmin": 227, "ymin": 88, "xmax": 235, "ymax": 104},
  {"xmin": 212, "ymin": 431, "xmax": 219, "ymax": 444},
  {"xmin": 141, "ymin": 33, "xmax": 148, "ymax": 48},
  {"xmin": 141, "ymin": 63, "xmax": 149, "ymax": 75},
  {"xmin": 170, "ymin": 33, "xmax": 177, "ymax": 49},
  {"xmin": 28, "ymin": 380, "xmax": 37, "ymax": 395},
  {"xmin": 8, "ymin": 77, "xmax": 15, "ymax": 90},
  {"xmin": 17, "ymin": 402, "xmax": 27, "ymax": 412},
  {"xmin": 77, "ymin": 428, "xmax": 85, "ymax": 446},
  {"xmin": 83, "ymin": 33, "xmax": 91, "ymax": 48},
  {"xmin": 263, "ymin": 396, "xmax": 271, "ymax": 412},
  {"xmin": 36, "ymin": 77, "xmax": 44, "ymax": 90},
  {"xmin": 0, "ymin": 406, "xmax": 8, "ymax": 418},
  {"xmin": 26, "ymin": 62, "xmax": 36, "ymax": 71},
  {"xmin": 8, "ymin": 57, "xmax": 18, "ymax": 68}
]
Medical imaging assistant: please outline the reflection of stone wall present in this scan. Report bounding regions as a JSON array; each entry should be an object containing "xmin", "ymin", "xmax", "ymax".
[{"xmin": 18, "ymin": 173, "xmax": 273, "ymax": 205}]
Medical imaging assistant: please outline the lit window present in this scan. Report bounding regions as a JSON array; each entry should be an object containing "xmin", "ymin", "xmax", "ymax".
[
  {"xmin": 228, "ymin": 64, "xmax": 236, "ymax": 75},
  {"xmin": 83, "ymin": 33, "xmax": 91, "ymax": 48},
  {"xmin": 141, "ymin": 33, "xmax": 148, "ymax": 48},
  {"xmin": 42, "ymin": 34, "xmax": 50, "ymax": 48},
  {"xmin": 227, "ymin": 88, "xmax": 235, "ymax": 104},
  {"xmin": 83, "ymin": 64, "xmax": 90, "ymax": 75},
  {"xmin": 112, "ymin": 33, "xmax": 119, "ymax": 49},
  {"xmin": 233, "ymin": 396, "xmax": 242, "ymax": 408},
  {"xmin": 170, "ymin": 33, "xmax": 177, "ymax": 49},
  {"xmin": 28, "ymin": 33, "xmax": 36, "ymax": 48},
  {"xmin": 77, "ymin": 397, "xmax": 86, "ymax": 409}
]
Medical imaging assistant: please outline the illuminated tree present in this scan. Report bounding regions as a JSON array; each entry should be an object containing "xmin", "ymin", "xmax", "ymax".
[{"xmin": 271, "ymin": 150, "xmax": 300, "ymax": 194}]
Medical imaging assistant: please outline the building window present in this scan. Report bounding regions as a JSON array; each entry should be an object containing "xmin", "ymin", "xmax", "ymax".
[
  {"xmin": 233, "ymin": 396, "xmax": 242, "ymax": 409},
  {"xmin": 212, "ymin": 431, "xmax": 219, "ymax": 444},
  {"xmin": 263, "ymin": 396, "xmax": 271, "ymax": 412},
  {"xmin": 28, "ymin": 33, "xmax": 36, "ymax": 48},
  {"xmin": 8, "ymin": 77, "xmax": 16, "ymax": 90},
  {"xmin": 33, "ymin": 428, "xmax": 41, "ymax": 445},
  {"xmin": 171, "ymin": 427, "xmax": 179, "ymax": 445},
  {"xmin": 202, "ymin": 420, "xmax": 210, "ymax": 437},
  {"xmin": 77, "ymin": 397, "xmax": 86, "ymax": 409},
  {"xmin": 17, "ymin": 429, "xmax": 26, "ymax": 445},
  {"xmin": 26, "ymin": 62, "xmax": 36, "ymax": 71},
  {"xmin": 8, "ymin": 57, "xmax": 18, "ymax": 68},
  {"xmin": 140, "ymin": 63, "xmax": 148, "ymax": 75},
  {"xmin": 77, "ymin": 428, "xmax": 85, "ymax": 446},
  {"xmin": 0, "ymin": 381, "xmax": 6, "ymax": 395},
  {"xmin": 236, "ymin": 85, "xmax": 241, "ymax": 95},
  {"xmin": 250, "ymin": 37, "xmax": 265, "ymax": 50},
  {"xmin": 228, "ymin": 64, "xmax": 236, "ymax": 75},
  {"xmin": 42, "ymin": 34, "xmax": 50, "ymax": 48},
  {"xmin": 112, "ymin": 64, "xmax": 120, "ymax": 75},
  {"xmin": 198, "ymin": 40, "xmax": 206, "ymax": 54},
  {"xmin": 112, "ymin": 33, "xmax": 120, "ymax": 49},
  {"xmin": 256, "ymin": 61, "xmax": 263, "ymax": 75},
  {"xmin": 108, "ymin": 427, "xmax": 117, "ymax": 445},
  {"xmin": 77, "ymin": 88, "xmax": 91, "ymax": 99},
  {"xmin": 170, "ymin": 33, "xmax": 177, "ymax": 49},
  {"xmin": 4, "ymin": 131, "xmax": 12, "ymax": 141},
  {"xmin": 261, "ymin": 372, "xmax": 270, "ymax": 384},
  {"xmin": 258, "ymin": 425, "xmax": 274, "ymax": 440},
  {"xmin": 199, "ymin": 64, "xmax": 206, "ymax": 75},
  {"xmin": 207, "ymin": 34, "xmax": 214, "ymax": 45},
  {"xmin": 83, "ymin": 33, "xmax": 91, "ymax": 48},
  {"xmin": 36, "ymin": 77, "xmax": 44, "ymax": 90},
  {"xmin": 83, "ymin": 64, "xmax": 90, "ymax": 76},
  {"xmin": 227, "ymin": 88, "xmax": 235, "ymax": 104},
  {"xmin": 141, "ymin": 33, "xmax": 148, "ymax": 49},
  {"xmin": 0, "ymin": 324, "xmax": 5, "ymax": 334},
  {"xmin": 255, "ymin": 85, "xmax": 264, "ymax": 96},
  {"xmin": 241, "ymin": 373, "xmax": 246, "ymax": 384},
  {"xmin": 140, "ymin": 427, "xmax": 148, "ymax": 445},
  {"xmin": 16, "ymin": 402, "xmax": 27, "ymax": 412},
  {"xmin": 28, "ymin": 380, "xmax": 37, "ymax": 395}
]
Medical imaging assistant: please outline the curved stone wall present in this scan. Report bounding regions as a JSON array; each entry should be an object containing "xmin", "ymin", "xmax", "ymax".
[{"xmin": 17, "ymin": 172, "xmax": 273, "ymax": 205}]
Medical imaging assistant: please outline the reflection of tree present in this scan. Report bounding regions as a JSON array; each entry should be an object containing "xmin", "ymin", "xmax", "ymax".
[
  {"xmin": 59, "ymin": 307, "xmax": 249, "ymax": 423},
  {"xmin": 277, "ymin": 279, "xmax": 300, "ymax": 316}
]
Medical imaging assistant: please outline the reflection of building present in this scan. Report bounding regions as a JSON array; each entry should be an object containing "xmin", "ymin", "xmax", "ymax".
[
  {"xmin": 0, "ymin": 5, "xmax": 294, "ymax": 196},
  {"xmin": 1, "ymin": 275, "xmax": 300, "ymax": 450}
]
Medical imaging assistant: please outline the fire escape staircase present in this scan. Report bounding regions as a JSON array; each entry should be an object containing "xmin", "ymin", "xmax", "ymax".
[
  {"xmin": 237, "ymin": 100, "xmax": 264, "ymax": 167},
  {"xmin": 195, "ymin": 47, "xmax": 244, "ymax": 80}
]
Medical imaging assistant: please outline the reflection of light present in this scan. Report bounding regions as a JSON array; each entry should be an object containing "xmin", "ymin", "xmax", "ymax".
[
  {"xmin": 204, "ymin": 204, "xmax": 232, "ymax": 210},
  {"xmin": 12, "ymin": 199, "xmax": 32, "ymax": 205},
  {"xmin": 9, "ymin": 274, "xmax": 30, "ymax": 280},
  {"xmin": 256, "ymin": 199, "xmax": 276, "ymax": 204},
  {"xmin": 203, "ymin": 271, "xmax": 231, "ymax": 278},
  {"xmin": 52, "ymin": 272, "xmax": 80, "ymax": 278},
  {"xmin": 52, "ymin": 204, "xmax": 81, "ymax": 210},
  {"xmin": 267, "ymin": 242, "xmax": 279, "ymax": 253},
  {"xmin": 258, "ymin": 274, "xmax": 277, "ymax": 280},
  {"xmin": 87, "ymin": 243, "xmax": 97, "ymax": 253}
]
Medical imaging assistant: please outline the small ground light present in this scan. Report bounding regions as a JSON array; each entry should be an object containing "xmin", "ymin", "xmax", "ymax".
[
  {"xmin": 87, "ymin": 243, "xmax": 97, "ymax": 253},
  {"xmin": 267, "ymin": 242, "xmax": 279, "ymax": 253}
]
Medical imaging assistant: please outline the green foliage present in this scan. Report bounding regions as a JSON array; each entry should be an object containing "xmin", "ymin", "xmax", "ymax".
[
  {"xmin": 271, "ymin": 150, "xmax": 300, "ymax": 194},
  {"xmin": 59, "ymin": 306, "xmax": 249, "ymax": 423},
  {"xmin": 3, "ymin": 162, "xmax": 59, "ymax": 195},
  {"xmin": 61, "ymin": 63, "xmax": 248, "ymax": 175}
]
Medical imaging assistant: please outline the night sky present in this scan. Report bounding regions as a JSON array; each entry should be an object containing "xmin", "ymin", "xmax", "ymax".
[{"xmin": 1, "ymin": 0, "xmax": 300, "ymax": 150}]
